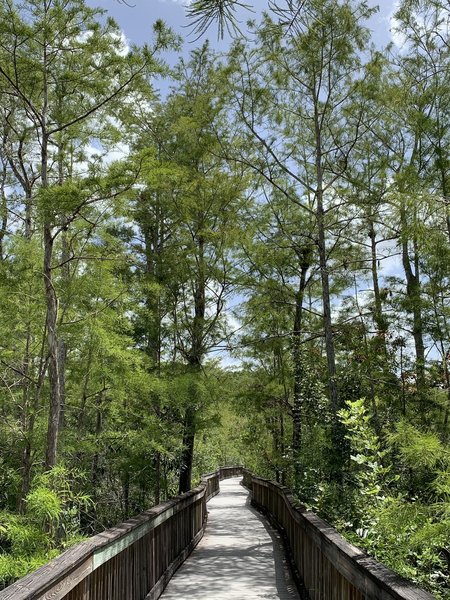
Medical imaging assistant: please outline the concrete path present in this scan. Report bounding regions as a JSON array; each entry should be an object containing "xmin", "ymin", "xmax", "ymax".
[{"xmin": 160, "ymin": 477, "xmax": 300, "ymax": 600}]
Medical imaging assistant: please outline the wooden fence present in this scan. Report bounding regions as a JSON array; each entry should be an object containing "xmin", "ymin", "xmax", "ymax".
[
  {"xmin": 1, "ymin": 466, "xmax": 437, "ymax": 600},
  {"xmin": 0, "ymin": 466, "xmax": 243, "ymax": 600},
  {"xmin": 242, "ymin": 470, "xmax": 436, "ymax": 600}
]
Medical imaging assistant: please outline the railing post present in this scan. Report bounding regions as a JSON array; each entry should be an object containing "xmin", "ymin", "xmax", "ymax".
[
  {"xmin": 2, "ymin": 466, "xmax": 433, "ymax": 600},
  {"xmin": 0, "ymin": 469, "xmax": 233, "ymax": 600},
  {"xmin": 244, "ymin": 473, "xmax": 435, "ymax": 600}
]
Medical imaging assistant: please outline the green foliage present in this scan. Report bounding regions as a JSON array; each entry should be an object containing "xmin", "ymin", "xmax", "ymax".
[
  {"xmin": 1, "ymin": 0, "xmax": 450, "ymax": 596},
  {"xmin": 349, "ymin": 497, "xmax": 450, "ymax": 597},
  {"xmin": 25, "ymin": 488, "xmax": 61, "ymax": 528},
  {"xmin": 388, "ymin": 421, "xmax": 447, "ymax": 470},
  {"xmin": 340, "ymin": 399, "xmax": 392, "ymax": 498},
  {"xmin": 186, "ymin": 0, "xmax": 253, "ymax": 40},
  {"xmin": 0, "ymin": 551, "xmax": 59, "ymax": 590},
  {"xmin": 0, "ymin": 466, "xmax": 90, "ymax": 588},
  {"xmin": 334, "ymin": 400, "xmax": 450, "ymax": 597}
]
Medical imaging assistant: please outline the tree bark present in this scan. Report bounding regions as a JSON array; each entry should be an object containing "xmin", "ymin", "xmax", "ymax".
[
  {"xmin": 41, "ymin": 27, "xmax": 63, "ymax": 469},
  {"xmin": 0, "ymin": 155, "xmax": 7, "ymax": 260},
  {"xmin": 178, "ymin": 402, "xmax": 196, "ymax": 494},
  {"xmin": 292, "ymin": 249, "xmax": 310, "ymax": 489},
  {"xmin": 44, "ymin": 221, "xmax": 62, "ymax": 469},
  {"xmin": 313, "ymin": 94, "xmax": 346, "ymax": 479},
  {"xmin": 368, "ymin": 221, "xmax": 387, "ymax": 344},
  {"xmin": 400, "ymin": 203, "xmax": 426, "ymax": 396},
  {"xmin": 141, "ymin": 188, "xmax": 166, "ymax": 500},
  {"xmin": 92, "ymin": 391, "xmax": 103, "ymax": 508},
  {"xmin": 42, "ymin": 123, "xmax": 63, "ymax": 470},
  {"xmin": 178, "ymin": 232, "xmax": 205, "ymax": 494}
]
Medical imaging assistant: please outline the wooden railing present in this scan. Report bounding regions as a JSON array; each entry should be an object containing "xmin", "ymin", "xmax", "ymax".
[
  {"xmin": 202, "ymin": 465, "xmax": 243, "ymax": 500},
  {"xmin": 242, "ymin": 470, "xmax": 435, "ymax": 600},
  {"xmin": 1, "ymin": 466, "xmax": 436, "ymax": 600},
  {"xmin": 0, "ymin": 466, "xmax": 243, "ymax": 600}
]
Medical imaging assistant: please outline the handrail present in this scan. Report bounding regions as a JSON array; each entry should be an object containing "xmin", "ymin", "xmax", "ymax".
[
  {"xmin": 242, "ymin": 469, "xmax": 435, "ymax": 600},
  {"xmin": 1, "ymin": 466, "xmax": 434, "ymax": 600},
  {"xmin": 0, "ymin": 466, "xmax": 243, "ymax": 600}
]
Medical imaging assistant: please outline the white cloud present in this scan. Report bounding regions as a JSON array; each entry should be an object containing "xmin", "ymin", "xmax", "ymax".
[
  {"xmin": 389, "ymin": 1, "xmax": 407, "ymax": 49},
  {"xmin": 113, "ymin": 30, "xmax": 130, "ymax": 57}
]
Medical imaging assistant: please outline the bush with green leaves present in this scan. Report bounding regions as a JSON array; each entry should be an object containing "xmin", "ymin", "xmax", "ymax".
[
  {"xmin": 0, "ymin": 466, "xmax": 90, "ymax": 589},
  {"xmin": 335, "ymin": 399, "xmax": 450, "ymax": 598}
]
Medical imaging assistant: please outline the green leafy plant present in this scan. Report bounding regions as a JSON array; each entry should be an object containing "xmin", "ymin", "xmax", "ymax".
[
  {"xmin": 0, "ymin": 466, "xmax": 91, "ymax": 588},
  {"xmin": 337, "ymin": 400, "xmax": 450, "ymax": 597}
]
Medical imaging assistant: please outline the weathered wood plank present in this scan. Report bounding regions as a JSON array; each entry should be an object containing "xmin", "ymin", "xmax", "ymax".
[
  {"xmin": 0, "ymin": 467, "xmax": 242, "ymax": 600},
  {"xmin": 4, "ymin": 466, "xmax": 433, "ymax": 600},
  {"xmin": 145, "ymin": 527, "xmax": 205, "ymax": 600},
  {"xmin": 36, "ymin": 557, "xmax": 93, "ymax": 600},
  {"xmin": 244, "ymin": 476, "xmax": 435, "ymax": 600},
  {"xmin": 159, "ymin": 478, "xmax": 299, "ymax": 600}
]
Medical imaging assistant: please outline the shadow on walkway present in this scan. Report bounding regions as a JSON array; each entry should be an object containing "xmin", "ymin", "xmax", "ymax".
[{"xmin": 160, "ymin": 477, "xmax": 300, "ymax": 600}]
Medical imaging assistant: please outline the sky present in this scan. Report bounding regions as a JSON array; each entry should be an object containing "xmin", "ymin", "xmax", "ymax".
[{"xmin": 88, "ymin": 0, "xmax": 400, "ymax": 63}]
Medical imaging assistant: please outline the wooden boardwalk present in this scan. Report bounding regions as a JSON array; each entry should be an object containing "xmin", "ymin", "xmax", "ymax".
[
  {"xmin": 160, "ymin": 477, "xmax": 300, "ymax": 600},
  {"xmin": 0, "ymin": 467, "xmax": 435, "ymax": 600}
]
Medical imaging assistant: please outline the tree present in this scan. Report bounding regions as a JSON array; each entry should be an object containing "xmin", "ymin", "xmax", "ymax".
[
  {"xmin": 225, "ymin": 0, "xmax": 376, "ymax": 475},
  {"xmin": 136, "ymin": 45, "xmax": 247, "ymax": 492},
  {"xmin": 390, "ymin": 0, "xmax": 450, "ymax": 409},
  {"xmin": 0, "ymin": 0, "xmax": 169, "ymax": 469},
  {"xmin": 186, "ymin": 0, "xmax": 253, "ymax": 39}
]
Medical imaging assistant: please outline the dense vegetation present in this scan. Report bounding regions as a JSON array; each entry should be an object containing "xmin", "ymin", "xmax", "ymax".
[{"xmin": 0, "ymin": 0, "xmax": 449, "ymax": 596}]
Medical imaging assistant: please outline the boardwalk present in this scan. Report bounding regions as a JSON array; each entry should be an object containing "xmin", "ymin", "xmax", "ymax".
[
  {"xmin": 160, "ymin": 477, "xmax": 300, "ymax": 600},
  {"xmin": 0, "ymin": 468, "xmax": 435, "ymax": 600}
]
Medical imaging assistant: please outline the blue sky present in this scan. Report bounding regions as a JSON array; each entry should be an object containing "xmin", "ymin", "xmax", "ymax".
[{"xmin": 89, "ymin": 0, "xmax": 399, "ymax": 59}]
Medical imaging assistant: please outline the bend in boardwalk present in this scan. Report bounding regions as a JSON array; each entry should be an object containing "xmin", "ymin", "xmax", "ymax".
[{"xmin": 160, "ymin": 477, "xmax": 300, "ymax": 600}]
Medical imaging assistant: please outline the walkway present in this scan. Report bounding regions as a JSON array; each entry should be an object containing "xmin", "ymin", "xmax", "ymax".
[{"xmin": 160, "ymin": 477, "xmax": 300, "ymax": 600}]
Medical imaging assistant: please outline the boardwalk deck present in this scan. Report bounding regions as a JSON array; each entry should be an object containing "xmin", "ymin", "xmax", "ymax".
[{"xmin": 160, "ymin": 477, "xmax": 300, "ymax": 600}]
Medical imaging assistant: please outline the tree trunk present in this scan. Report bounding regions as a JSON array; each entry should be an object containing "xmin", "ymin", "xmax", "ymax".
[
  {"xmin": 435, "ymin": 118, "xmax": 450, "ymax": 244},
  {"xmin": 292, "ymin": 249, "xmax": 310, "ymax": 489},
  {"xmin": 40, "ymin": 24, "xmax": 62, "ymax": 470},
  {"xmin": 141, "ymin": 191, "xmax": 166, "ymax": 501},
  {"xmin": 368, "ymin": 220, "xmax": 387, "ymax": 345},
  {"xmin": 44, "ymin": 221, "xmax": 61, "ymax": 470},
  {"xmin": 123, "ymin": 470, "xmax": 130, "ymax": 519},
  {"xmin": 279, "ymin": 413, "xmax": 286, "ymax": 485},
  {"xmin": 443, "ymin": 361, "xmax": 450, "ymax": 434},
  {"xmin": 17, "ymin": 323, "xmax": 32, "ymax": 512},
  {"xmin": 400, "ymin": 204, "xmax": 425, "ymax": 397},
  {"xmin": 0, "ymin": 156, "xmax": 7, "ymax": 260},
  {"xmin": 178, "ymin": 231, "xmax": 205, "ymax": 494},
  {"xmin": 43, "ymin": 129, "xmax": 63, "ymax": 470},
  {"xmin": 178, "ymin": 403, "xmax": 196, "ymax": 494},
  {"xmin": 18, "ymin": 325, "xmax": 48, "ymax": 509},
  {"xmin": 92, "ymin": 392, "xmax": 103, "ymax": 505},
  {"xmin": 316, "ymin": 199, "xmax": 338, "ymax": 413},
  {"xmin": 313, "ymin": 100, "xmax": 345, "ymax": 478},
  {"xmin": 18, "ymin": 443, "xmax": 33, "ymax": 513},
  {"xmin": 154, "ymin": 452, "xmax": 161, "ymax": 504}
]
